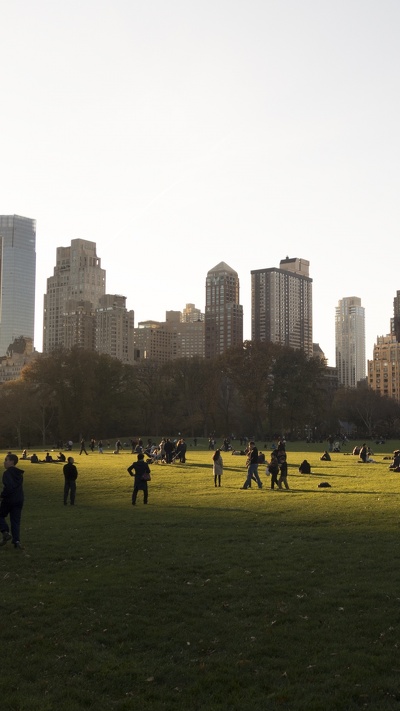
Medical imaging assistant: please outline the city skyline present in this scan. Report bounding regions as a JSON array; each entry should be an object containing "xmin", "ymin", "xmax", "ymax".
[
  {"xmin": 3, "ymin": 2, "xmax": 400, "ymax": 366},
  {"xmin": 26, "ymin": 227, "xmax": 400, "ymax": 368}
]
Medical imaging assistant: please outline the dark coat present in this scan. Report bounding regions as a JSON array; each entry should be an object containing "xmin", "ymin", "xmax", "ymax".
[
  {"xmin": 128, "ymin": 459, "xmax": 151, "ymax": 489},
  {"xmin": 63, "ymin": 463, "xmax": 78, "ymax": 481},
  {"xmin": 1, "ymin": 466, "xmax": 24, "ymax": 504}
]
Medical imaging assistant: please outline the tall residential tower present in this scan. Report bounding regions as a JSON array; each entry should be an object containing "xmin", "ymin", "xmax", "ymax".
[
  {"xmin": 205, "ymin": 262, "xmax": 243, "ymax": 358},
  {"xmin": 335, "ymin": 296, "xmax": 366, "ymax": 387},
  {"xmin": 251, "ymin": 257, "xmax": 313, "ymax": 357},
  {"xmin": 0, "ymin": 215, "xmax": 36, "ymax": 357},
  {"xmin": 43, "ymin": 239, "xmax": 106, "ymax": 352}
]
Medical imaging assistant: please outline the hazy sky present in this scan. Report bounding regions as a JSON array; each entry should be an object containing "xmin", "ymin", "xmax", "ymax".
[{"xmin": 2, "ymin": 0, "xmax": 400, "ymax": 366}]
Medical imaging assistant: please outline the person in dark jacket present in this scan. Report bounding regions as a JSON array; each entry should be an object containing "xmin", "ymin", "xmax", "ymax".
[
  {"xmin": 127, "ymin": 453, "xmax": 151, "ymax": 505},
  {"xmin": 241, "ymin": 442, "xmax": 263, "ymax": 490},
  {"xmin": 0, "ymin": 453, "xmax": 24, "ymax": 549},
  {"xmin": 268, "ymin": 452, "xmax": 280, "ymax": 490},
  {"xmin": 163, "ymin": 438, "xmax": 175, "ymax": 464},
  {"xmin": 175, "ymin": 438, "xmax": 187, "ymax": 463},
  {"xmin": 63, "ymin": 456, "xmax": 78, "ymax": 505}
]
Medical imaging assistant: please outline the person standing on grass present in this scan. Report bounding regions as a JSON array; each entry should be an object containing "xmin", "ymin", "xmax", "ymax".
[
  {"xmin": 63, "ymin": 457, "xmax": 78, "ymax": 505},
  {"xmin": 0, "ymin": 453, "xmax": 24, "ymax": 549},
  {"xmin": 240, "ymin": 441, "xmax": 263, "ymax": 490},
  {"xmin": 79, "ymin": 438, "xmax": 88, "ymax": 455},
  {"xmin": 176, "ymin": 438, "xmax": 187, "ymax": 463},
  {"xmin": 278, "ymin": 456, "xmax": 290, "ymax": 490},
  {"xmin": 127, "ymin": 452, "xmax": 151, "ymax": 505},
  {"xmin": 213, "ymin": 449, "xmax": 223, "ymax": 487},
  {"xmin": 164, "ymin": 438, "xmax": 175, "ymax": 464},
  {"xmin": 268, "ymin": 452, "xmax": 280, "ymax": 490}
]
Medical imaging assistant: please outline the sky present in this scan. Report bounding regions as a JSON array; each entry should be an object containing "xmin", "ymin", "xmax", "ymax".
[{"xmin": 2, "ymin": 0, "xmax": 400, "ymax": 367}]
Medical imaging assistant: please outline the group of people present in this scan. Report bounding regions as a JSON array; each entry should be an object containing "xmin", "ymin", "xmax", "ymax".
[
  {"xmin": 237, "ymin": 440, "xmax": 290, "ymax": 490},
  {"xmin": 353, "ymin": 443, "xmax": 376, "ymax": 463},
  {"xmin": 212, "ymin": 440, "xmax": 291, "ymax": 491},
  {"xmin": 142, "ymin": 438, "xmax": 188, "ymax": 464},
  {"xmin": 21, "ymin": 450, "xmax": 67, "ymax": 463},
  {"xmin": 0, "ymin": 451, "xmax": 79, "ymax": 549}
]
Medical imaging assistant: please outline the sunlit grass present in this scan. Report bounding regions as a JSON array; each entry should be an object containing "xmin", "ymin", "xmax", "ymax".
[{"xmin": 1, "ymin": 440, "xmax": 400, "ymax": 710}]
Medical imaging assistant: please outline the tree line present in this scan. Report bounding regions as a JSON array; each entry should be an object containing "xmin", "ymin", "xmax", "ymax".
[{"xmin": 0, "ymin": 342, "xmax": 399, "ymax": 448}]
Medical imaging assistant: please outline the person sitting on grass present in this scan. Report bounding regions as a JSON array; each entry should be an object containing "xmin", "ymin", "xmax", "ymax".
[
  {"xmin": 320, "ymin": 451, "xmax": 331, "ymax": 461},
  {"xmin": 299, "ymin": 459, "xmax": 311, "ymax": 474},
  {"xmin": 359, "ymin": 444, "xmax": 368, "ymax": 462}
]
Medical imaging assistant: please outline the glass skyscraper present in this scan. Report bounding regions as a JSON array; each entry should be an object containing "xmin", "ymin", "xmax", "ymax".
[{"xmin": 0, "ymin": 215, "xmax": 36, "ymax": 357}]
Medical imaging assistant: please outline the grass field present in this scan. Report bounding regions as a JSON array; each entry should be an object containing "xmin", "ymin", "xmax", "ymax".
[{"xmin": 2, "ymin": 439, "xmax": 400, "ymax": 710}]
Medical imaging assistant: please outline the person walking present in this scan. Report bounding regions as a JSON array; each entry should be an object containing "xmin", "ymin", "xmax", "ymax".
[
  {"xmin": 213, "ymin": 449, "xmax": 223, "ymax": 487},
  {"xmin": 0, "ymin": 453, "xmax": 24, "ymax": 549},
  {"xmin": 127, "ymin": 453, "xmax": 151, "ymax": 505},
  {"xmin": 277, "ymin": 456, "xmax": 290, "ymax": 490},
  {"xmin": 241, "ymin": 442, "xmax": 263, "ymax": 490},
  {"xmin": 79, "ymin": 438, "xmax": 88, "ymax": 455},
  {"xmin": 63, "ymin": 456, "xmax": 78, "ymax": 505},
  {"xmin": 268, "ymin": 452, "xmax": 280, "ymax": 490}
]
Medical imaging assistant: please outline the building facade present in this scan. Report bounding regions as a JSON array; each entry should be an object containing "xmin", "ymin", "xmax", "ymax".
[
  {"xmin": 335, "ymin": 296, "xmax": 366, "ymax": 387},
  {"xmin": 63, "ymin": 300, "xmax": 96, "ymax": 351},
  {"xmin": 0, "ymin": 215, "xmax": 36, "ymax": 357},
  {"xmin": 133, "ymin": 307, "xmax": 205, "ymax": 363},
  {"xmin": 251, "ymin": 257, "xmax": 313, "ymax": 357},
  {"xmin": 368, "ymin": 335, "xmax": 400, "ymax": 402},
  {"xmin": 392, "ymin": 290, "xmax": 400, "ymax": 342},
  {"xmin": 368, "ymin": 292, "xmax": 400, "ymax": 403},
  {"xmin": 43, "ymin": 239, "xmax": 106, "ymax": 352},
  {"xmin": 0, "ymin": 336, "xmax": 38, "ymax": 383},
  {"xmin": 95, "ymin": 295, "xmax": 135, "ymax": 364},
  {"xmin": 205, "ymin": 262, "xmax": 243, "ymax": 359},
  {"xmin": 182, "ymin": 303, "xmax": 204, "ymax": 323}
]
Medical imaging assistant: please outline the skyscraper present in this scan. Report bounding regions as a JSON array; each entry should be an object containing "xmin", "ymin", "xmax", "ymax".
[
  {"xmin": 205, "ymin": 262, "xmax": 243, "ymax": 358},
  {"xmin": 392, "ymin": 290, "xmax": 400, "ymax": 342},
  {"xmin": 43, "ymin": 239, "xmax": 105, "ymax": 352},
  {"xmin": 335, "ymin": 296, "xmax": 366, "ymax": 387},
  {"xmin": 251, "ymin": 257, "xmax": 313, "ymax": 357},
  {"xmin": 0, "ymin": 215, "xmax": 36, "ymax": 357}
]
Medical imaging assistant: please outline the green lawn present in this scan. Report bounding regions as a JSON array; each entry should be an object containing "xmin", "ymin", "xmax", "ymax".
[{"xmin": 1, "ymin": 441, "xmax": 400, "ymax": 710}]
